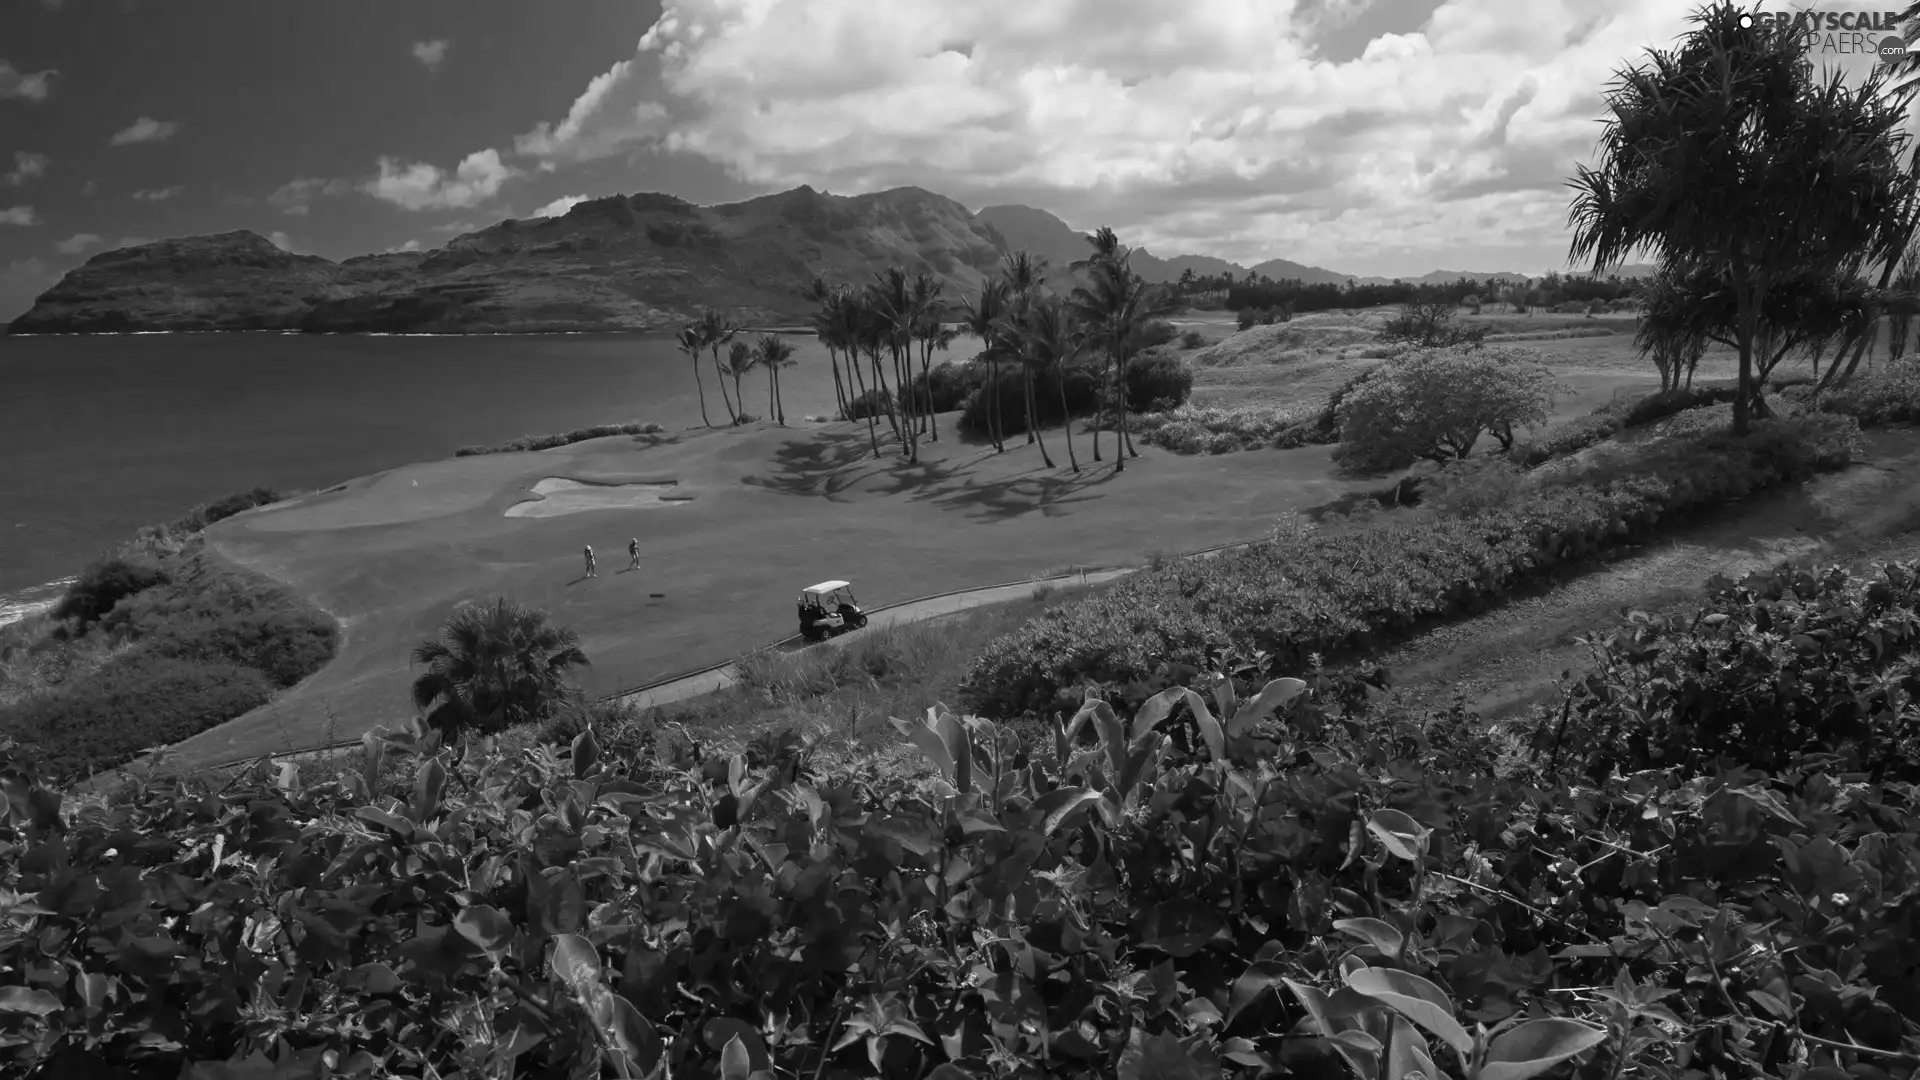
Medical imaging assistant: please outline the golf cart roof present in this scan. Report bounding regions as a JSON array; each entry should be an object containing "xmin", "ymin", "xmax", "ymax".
[{"xmin": 803, "ymin": 580, "xmax": 851, "ymax": 595}]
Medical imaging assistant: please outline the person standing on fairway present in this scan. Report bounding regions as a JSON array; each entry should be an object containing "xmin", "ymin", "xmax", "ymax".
[
  {"xmin": 583, "ymin": 544, "xmax": 597, "ymax": 578},
  {"xmin": 627, "ymin": 537, "xmax": 640, "ymax": 571}
]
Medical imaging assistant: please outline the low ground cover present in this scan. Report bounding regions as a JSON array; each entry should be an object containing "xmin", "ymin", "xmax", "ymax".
[{"xmin": 455, "ymin": 421, "xmax": 667, "ymax": 456}]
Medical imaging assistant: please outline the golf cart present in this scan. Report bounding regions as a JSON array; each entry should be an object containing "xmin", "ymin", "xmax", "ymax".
[{"xmin": 798, "ymin": 580, "xmax": 868, "ymax": 642}]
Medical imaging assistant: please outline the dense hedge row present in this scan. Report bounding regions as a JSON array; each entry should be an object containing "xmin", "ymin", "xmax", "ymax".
[{"xmin": 959, "ymin": 413, "xmax": 1860, "ymax": 717}]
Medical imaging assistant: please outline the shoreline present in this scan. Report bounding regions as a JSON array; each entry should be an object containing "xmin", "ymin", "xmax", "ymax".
[{"xmin": 2, "ymin": 325, "xmax": 823, "ymax": 338}]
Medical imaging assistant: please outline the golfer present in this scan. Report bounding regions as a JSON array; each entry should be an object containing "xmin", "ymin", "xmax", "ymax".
[
  {"xmin": 583, "ymin": 544, "xmax": 597, "ymax": 578},
  {"xmin": 627, "ymin": 537, "xmax": 640, "ymax": 571}
]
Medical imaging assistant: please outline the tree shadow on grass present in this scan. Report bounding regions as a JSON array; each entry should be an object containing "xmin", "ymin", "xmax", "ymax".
[{"xmin": 742, "ymin": 427, "xmax": 1122, "ymax": 522}]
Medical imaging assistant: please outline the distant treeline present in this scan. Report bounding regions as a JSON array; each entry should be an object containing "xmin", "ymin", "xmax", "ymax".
[{"xmin": 1170, "ymin": 270, "xmax": 1644, "ymax": 314}]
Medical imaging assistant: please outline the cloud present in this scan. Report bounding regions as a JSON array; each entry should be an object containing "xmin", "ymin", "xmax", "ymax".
[
  {"xmin": 0, "ymin": 206, "xmax": 37, "ymax": 226},
  {"xmin": 536, "ymin": 0, "xmax": 1703, "ymax": 273},
  {"xmin": 5, "ymin": 152, "xmax": 48, "ymax": 186},
  {"xmin": 363, "ymin": 148, "xmax": 516, "ymax": 210},
  {"xmin": 529, "ymin": 194, "xmax": 590, "ymax": 218},
  {"xmin": 427, "ymin": 219, "xmax": 481, "ymax": 234},
  {"xmin": 54, "ymin": 232, "xmax": 101, "ymax": 255},
  {"xmin": 110, "ymin": 117, "xmax": 179, "ymax": 146},
  {"xmin": 412, "ymin": 39, "xmax": 451, "ymax": 70},
  {"xmin": 132, "ymin": 185, "xmax": 184, "ymax": 201},
  {"xmin": 512, "ymin": 59, "xmax": 671, "ymax": 163},
  {"xmin": 268, "ymin": 176, "xmax": 349, "ymax": 215},
  {"xmin": 0, "ymin": 61, "xmax": 56, "ymax": 102},
  {"xmin": 385, "ymin": 239, "xmax": 424, "ymax": 253},
  {"xmin": 267, "ymin": 230, "xmax": 306, "ymax": 254}
]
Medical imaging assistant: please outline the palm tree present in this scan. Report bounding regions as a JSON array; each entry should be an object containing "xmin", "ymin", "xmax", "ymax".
[
  {"xmin": 960, "ymin": 279, "xmax": 1013, "ymax": 452},
  {"xmin": 754, "ymin": 333, "xmax": 797, "ymax": 425},
  {"xmin": 870, "ymin": 267, "xmax": 922, "ymax": 462},
  {"xmin": 806, "ymin": 275, "xmax": 852, "ymax": 419},
  {"xmin": 726, "ymin": 340, "xmax": 756, "ymax": 420},
  {"xmin": 857, "ymin": 298, "xmax": 901, "ymax": 450},
  {"xmin": 909, "ymin": 271, "xmax": 947, "ymax": 439},
  {"xmin": 1000, "ymin": 250, "xmax": 1050, "ymax": 447},
  {"xmin": 1567, "ymin": 1, "xmax": 1916, "ymax": 435},
  {"xmin": 697, "ymin": 309, "xmax": 742, "ymax": 424},
  {"xmin": 1069, "ymin": 226, "xmax": 1125, "ymax": 273},
  {"xmin": 1068, "ymin": 255, "xmax": 1181, "ymax": 473},
  {"xmin": 1001, "ymin": 295, "xmax": 1079, "ymax": 469},
  {"xmin": 676, "ymin": 325, "xmax": 713, "ymax": 427},
  {"xmin": 409, "ymin": 598, "xmax": 591, "ymax": 743}
]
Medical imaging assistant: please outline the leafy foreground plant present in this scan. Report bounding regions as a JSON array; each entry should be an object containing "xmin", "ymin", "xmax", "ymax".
[{"xmin": 4, "ymin": 655, "xmax": 1920, "ymax": 1079}]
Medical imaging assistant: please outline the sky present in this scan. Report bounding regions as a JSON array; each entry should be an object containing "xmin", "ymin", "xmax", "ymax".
[{"xmin": 1, "ymin": 0, "xmax": 1913, "ymax": 317}]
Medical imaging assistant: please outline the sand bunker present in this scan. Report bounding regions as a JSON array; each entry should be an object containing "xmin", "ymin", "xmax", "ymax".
[{"xmin": 505, "ymin": 477, "xmax": 691, "ymax": 518}]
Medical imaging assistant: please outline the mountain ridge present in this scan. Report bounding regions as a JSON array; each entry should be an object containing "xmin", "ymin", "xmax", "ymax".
[{"xmin": 8, "ymin": 188, "xmax": 1656, "ymax": 334}]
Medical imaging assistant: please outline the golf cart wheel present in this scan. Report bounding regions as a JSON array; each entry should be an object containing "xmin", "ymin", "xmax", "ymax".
[{"xmin": 850, "ymin": 614, "xmax": 868, "ymax": 629}]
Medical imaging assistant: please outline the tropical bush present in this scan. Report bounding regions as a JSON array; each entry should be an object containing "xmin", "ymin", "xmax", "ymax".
[
  {"xmin": 961, "ymin": 413, "xmax": 1858, "ymax": 717},
  {"xmin": 409, "ymin": 598, "xmax": 590, "ymax": 741},
  {"xmin": 50, "ymin": 556, "xmax": 170, "ymax": 631},
  {"xmin": 1122, "ymin": 353, "xmax": 1195, "ymax": 413},
  {"xmin": 8, "ymin": 638, "xmax": 1920, "ymax": 1078},
  {"xmin": 956, "ymin": 366, "xmax": 1102, "ymax": 437},
  {"xmin": 1539, "ymin": 559, "xmax": 1920, "ymax": 783},
  {"xmin": 456, "ymin": 422, "xmax": 666, "ymax": 456},
  {"xmin": 1, "ymin": 549, "xmax": 338, "ymax": 781},
  {"xmin": 1180, "ymin": 329, "xmax": 1207, "ymax": 349},
  {"xmin": 1334, "ymin": 346, "xmax": 1558, "ymax": 472},
  {"xmin": 1126, "ymin": 404, "xmax": 1324, "ymax": 454},
  {"xmin": 1812, "ymin": 357, "xmax": 1920, "ymax": 427},
  {"xmin": 1506, "ymin": 383, "xmax": 1742, "ymax": 468}
]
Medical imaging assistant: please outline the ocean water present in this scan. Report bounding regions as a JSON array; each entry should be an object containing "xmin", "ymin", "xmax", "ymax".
[{"xmin": 0, "ymin": 330, "xmax": 844, "ymax": 617}]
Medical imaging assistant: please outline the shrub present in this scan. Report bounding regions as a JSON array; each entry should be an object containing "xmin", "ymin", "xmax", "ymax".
[
  {"xmin": 1179, "ymin": 330, "xmax": 1206, "ymax": 349},
  {"xmin": 1124, "ymin": 403, "xmax": 1323, "ymax": 453},
  {"xmin": 1333, "ymin": 345, "xmax": 1558, "ymax": 472},
  {"xmin": 1133, "ymin": 319, "xmax": 1177, "ymax": 350},
  {"xmin": 960, "ymin": 413, "xmax": 1858, "ymax": 716},
  {"xmin": 1122, "ymin": 353, "xmax": 1194, "ymax": 413},
  {"xmin": 1538, "ymin": 560, "xmax": 1920, "ymax": 783},
  {"xmin": 0, "ymin": 652, "xmax": 275, "ymax": 781},
  {"xmin": 1237, "ymin": 309, "xmax": 1258, "ymax": 331},
  {"xmin": 50, "ymin": 556, "xmax": 170, "ymax": 631},
  {"xmin": 1815, "ymin": 357, "xmax": 1920, "ymax": 426},
  {"xmin": 455, "ymin": 422, "xmax": 665, "ymax": 456},
  {"xmin": 955, "ymin": 366, "xmax": 1101, "ymax": 437}
]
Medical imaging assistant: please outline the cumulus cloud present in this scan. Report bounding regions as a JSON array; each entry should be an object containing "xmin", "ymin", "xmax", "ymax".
[
  {"xmin": 54, "ymin": 232, "xmax": 101, "ymax": 254},
  {"xmin": 110, "ymin": 117, "xmax": 179, "ymax": 146},
  {"xmin": 386, "ymin": 239, "xmax": 424, "ymax": 253},
  {"xmin": 0, "ymin": 61, "xmax": 56, "ymax": 102},
  {"xmin": 0, "ymin": 206, "xmax": 37, "ymax": 226},
  {"xmin": 513, "ymin": 59, "xmax": 671, "ymax": 163},
  {"xmin": 516, "ymin": 0, "xmax": 1703, "ymax": 272},
  {"xmin": 412, "ymin": 39, "xmax": 451, "ymax": 70},
  {"xmin": 132, "ymin": 185, "xmax": 184, "ymax": 201},
  {"xmin": 364, "ymin": 149, "xmax": 516, "ymax": 211},
  {"xmin": 267, "ymin": 230, "xmax": 305, "ymax": 253},
  {"xmin": 5, "ymin": 152, "xmax": 48, "ymax": 186},
  {"xmin": 529, "ymin": 194, "xmax": 590, "ymax": 218},
  {"xmin": 268, "ymin": 176, "xmax": 349, "ymax": 215}
]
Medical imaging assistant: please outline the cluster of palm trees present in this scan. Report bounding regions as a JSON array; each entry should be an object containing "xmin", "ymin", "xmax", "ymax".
[
  {"xmin": 674, "ymin": 309, "xmax": 800, "ymax": 427},
  {"xmin": 808, "ymin": 225, "xmax": 1181, "ymax": 475}
]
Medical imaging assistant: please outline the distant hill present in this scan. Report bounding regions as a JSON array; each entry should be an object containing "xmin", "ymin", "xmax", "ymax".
[
  {"xmin": 11, "ymin": 186, "xmax": 1010, "ymax": 334},
  {"xmin": 9, "ymin": 188, "xmax": 1664, "ymax": 334}
]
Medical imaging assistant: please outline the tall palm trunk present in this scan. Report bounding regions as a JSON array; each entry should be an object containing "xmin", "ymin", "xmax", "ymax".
[
  {"xmin": 920, "ymin": 336, "xmax": 939, "ymax": 441},
  {"xmin": 691, "ymin": 353, "xmax": 713, "ymax": 427},
  {"xmin": 828, "ymin": 346, "xmax": 849, "ymax": 418},
  {"xmin": 774, "ymin": 366, "xmax": 787, "ymax": 425},
  {"xmin": 1089, "ymin": 356, "xmax": 1106, "ymax": 462},
  {"xmin": 985, "ymin": 349, "xmax": 1004, "ymax": 452},
  {"xmin": 846, "ymin": 342, "xmax": 880, "ymax": 456},
  {"xmin": 765, "ymin": 364, "xmax": 776, "ymax": 420},
  {"xmin": 1027, "ymin": 359, "xmax": 1054, "ymax": 467},
  {"xmin": 1057, "ymin": 370, "xmax": 1079, "ymax": 472},
  {"xmin": 734, "ymin": 369, "xmax": 749, "ymax": 421},
  {"xmin": 871, "ymin": 345, "xmax": 901, "ymax": 442},
  {"xmin": 1022, "ymin": 359, "xmax": 1037, "ymax": 445},
  {"xmin": 891, "ymin": 335, "xmax": 916, "ymax": 462},
  {"xmin": 1115, "ymin": 343, "xmax": 1138, "ymax": 460},
  {"xmin": 710, "ymin": 347, "xmax": 739, "ymax": 423}
]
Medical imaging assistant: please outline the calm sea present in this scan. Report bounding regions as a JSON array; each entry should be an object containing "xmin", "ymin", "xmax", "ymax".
[{"xmin": 0, "ymin": 330, "xmax": 844, "ymax": 617}]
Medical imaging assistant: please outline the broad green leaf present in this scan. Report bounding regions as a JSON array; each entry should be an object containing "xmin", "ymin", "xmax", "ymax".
[
  {"xmin": 891, "ymin": 716, "xmax": 954, "ymax": 785},
  {"xmin": 1344, "ymin": 966, "xmax": 1473, "ymax": 1056},
  {"xmin": 1226, "ymin": 960, "xmax": 1290, "ymax": 1028},
  {"xmin": 935, "ymin": 708, "xmax": 973, "ymax": 795},
  {"xmin": 1130, "ymin": 688, "xmax": 1182, "ymax": 743},
  {"xmin": 1477, "ymin": 1018, "xmax": 1609, "ymax": 1080},
  {"xmin": 1333, "ymin": 917, "xmax": 1406, "ymax": 959},
  {"xmin": 453, "ymin": 905, "xmax": 514, "ymax": 958},
  {"xmin": 719, "ymin": 1034, "xmax": 752, "ymax": 1080},
  {"xmin": 548, "ymin": 933, "xmax": 602, "ymax": 996},
  {"xmin": 1366, "ymin": 808, "xmax": 1431, "ymax": 862},
  {"xmin": 1027, "ymin": 786, "xmax": 1103, "ymax": 836},
  {"xmin": 0, "ymin": 986, "xmax": 61, "ymax": 1016},
  {"xmin": 1177, "ymin": 688, "xmax": 1227, "ymax": 762},
  {"xmin": 355, "ymin": 805, "xmax": 414, "ymax": 839},
  {"xmin": 571, "ymin": 725, "xmax": 601, "ymax": 779},
  {"xmin": 1117, "ymin": 1029, "xmax": 1214, "ymax": 1080},
  {"xmin": 1209, "ymin": 673, "xmax": 1238, "ymax": 721},
  {"xmin": 412, "ymin": 757, "xmax": 447, "ymax": 821},
  {"xmin": 1230, "ymin": 677, "xmax": 1308, "ymax": 736},
  {"xmin": 1386, "ymin": 1013, "xmax": 1440, "ymax": 1080}
]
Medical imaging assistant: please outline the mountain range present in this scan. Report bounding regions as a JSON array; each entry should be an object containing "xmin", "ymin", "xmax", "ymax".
[{"xmin": 6, "ymin": 186, "xmax": 1656, "ymax": 334}]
